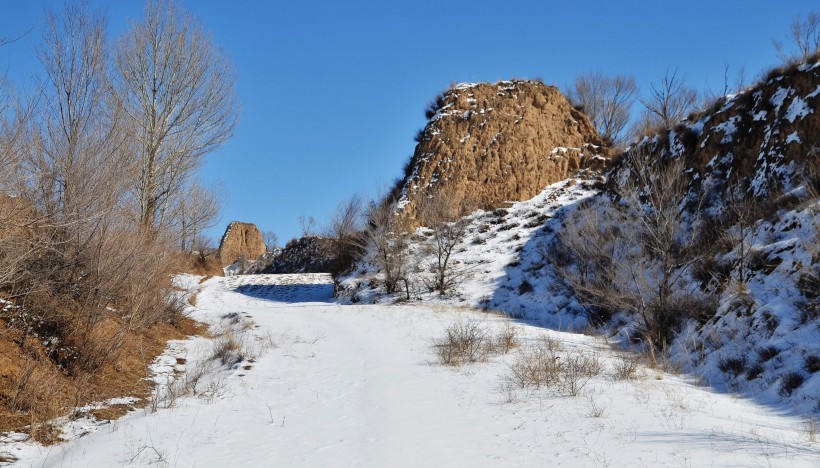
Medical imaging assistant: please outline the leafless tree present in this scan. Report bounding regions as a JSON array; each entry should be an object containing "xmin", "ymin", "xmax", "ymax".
[
  {"xmin": 33, "ymin": 2, "xmax": 125, "ymax": 228},
  {"xmin": 719, "ymin": 181, "xmax": 764, "ymax": 291},
  {"xmin": 418, "ymin": 196, "xmax": 470, "ymax": 295},
  {"xmin": 262, "ymin": 230, "xmax": 279, "ymax": 252},
  {"xmin": 113, "ymin": 0, "xmax": 237, "ymax": 232},
  {"xmin": 566, "ymin": 72, "xmax": 637, "ymax": 146},
  {"xmin": 703, "ymin": 64, "xmax": 748, "ymax": 106},
  {"xmin": 556, "ymin": 147, "xmax": 713, "ymax": 347},
  {"xmin": 365, "ymin": 196, "xmax": 412, "ymax": 299},
  {"xmin": 774, "ymin": 11, "xmax": 820, "ymax": 63},
  {"xmin": 170, "ymin": 179, "xmax": 222, "ymax": 252},
  {"xmin": 298, "ymin": 214, "xmax": 317, "ymax": 237},
  {"xmin": 638, "ymin": 69, "xmax": 698, "ymax": 133},
  {"xmin": 325, "ymin": 194, "xmax": 367, "ymax": 275}
]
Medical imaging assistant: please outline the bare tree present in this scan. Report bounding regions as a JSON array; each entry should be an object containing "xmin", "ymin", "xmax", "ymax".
[
  {"xmin": 774, "ymin": 11, "xmax": 820, "ymax": 63},
  {"xmin": 298, "ymin": 214, "xmax": 317, "ymax": 237},
  {"xmin": 720, "ymin": 181, "xmax": 765, "ymax": 292},
  {"xmin": 556, "ymin": 148, "xmax": 713, "ymax": 347},
  {"xmin": 566, "ymin": 72, "xmax": 637, "ymax": 146},
  {"xmin": 170, "ymin": 179, "xmax": 222, "ymax": 252},
  {"xmin": 33, "ymin": 2, "xmax": 125, "ymax": 228},
  {"xmin": 113, "ymin": 0, "xmax": 237, "ymax": 232},
  {"xmin": 365, "ymin": 196, "xmax": 412, "ymax": 299},
  {"xmin": 418, "ymin": 196, "xmax": 470, "ymax": 295},
  {"xmin": 638, "ymin": 69, "xmax": 699, "ymax": 133},
  {"xmin": 325, "ymin": 194, "xmax": 366, "ymax": 275},
  {"xmin": 262, "ymin": 230, "xmax": 279, "ymax": 252},
  {"xmin": 703, "ymin": 64, "xmax": 748, "ymax": 106}
]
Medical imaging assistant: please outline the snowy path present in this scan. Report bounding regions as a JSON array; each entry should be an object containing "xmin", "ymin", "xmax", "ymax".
[{"xmin": 7, "ymin": 274, "xmax": 819, "ymax": 467}]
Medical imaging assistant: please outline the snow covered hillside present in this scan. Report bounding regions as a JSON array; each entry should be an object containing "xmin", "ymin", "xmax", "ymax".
[
  {"xmin": 4, "ymin": 274, "xmax": 818, "ymax": 467},
  {"xmin": 339, "ymin": 169, "xmax": 819, "ymax": 415},
  {"xmin": 338, "ymin": 177, "xmax": 599, "ymax": 328}
]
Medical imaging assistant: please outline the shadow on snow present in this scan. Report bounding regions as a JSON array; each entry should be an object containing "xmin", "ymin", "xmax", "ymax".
[{"xmin": 233, "ymin": 282, "xmax": 335, "ymax": 304}]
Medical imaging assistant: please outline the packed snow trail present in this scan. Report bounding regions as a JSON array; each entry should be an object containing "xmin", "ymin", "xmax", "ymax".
[{"xmin": 9, "ymin": 274, "xmax": 819, "ymax": 467}]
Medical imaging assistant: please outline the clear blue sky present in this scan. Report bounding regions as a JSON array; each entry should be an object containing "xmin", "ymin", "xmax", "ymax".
[{"xmin": 0, "ymin": 1, "xmax": 812, "ymax": 244}]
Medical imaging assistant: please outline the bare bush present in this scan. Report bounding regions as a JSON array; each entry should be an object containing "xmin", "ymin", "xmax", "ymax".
[
  {"xmin": 505, "ymin": 337, "xmax": 602, "ymax": 397},
  {"xmin": 720, "ymin": 180, "xmax": 765, "ymax": 292},
  {"xmin": 587, "ymin": 395, "xmax": 608, "ymax": 418},
  {"xmin": 566, "ymin": 72, "xmax": 637, "ymax": 146},
  {"xmin": 365, "ymin": 195, "xmax": 412, "ymax": 299},
  {"xmin": 433, "ymin": 319, "xmax": 490, "ymax": 366},
  {"xmin": 774, "ymin": 11, "xmax": 820, "ymax": 63},
  {"xmin": 806, "ymin": 417, "xmax": 819, "ymax": 443},
  {"xmin": 612, "ymin": 353, "xmax": 641, "ymax": 381},
  {"xmin": 556, "ymin": 147, "xmax": 714, "ymax": 347},
  {"xmin": 507, "ymin": 336, "xmax": 564, "ymax": 389},
  {"xmin": 493, "ymin": 323, "xmax": 520, "ymax": 354},
  {"xmin": 561, "ymin": 349, "xmax": 603, "ymax": 396},
  {"xmin": 433, "ymin": 318, "xmax": 520, "ymax": 367},
  {"xmin": 418, "ymin": 196, "xmax": 470, "ymax": 295},
  {"xmin": 212, "ymin": 332, "xmax": 245, "ymax": 367}
]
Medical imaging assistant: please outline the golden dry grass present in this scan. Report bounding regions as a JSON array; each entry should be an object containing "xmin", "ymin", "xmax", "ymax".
[{"xmin": 0, "ymin": 314, "xmax": 204, "ymax": 443}]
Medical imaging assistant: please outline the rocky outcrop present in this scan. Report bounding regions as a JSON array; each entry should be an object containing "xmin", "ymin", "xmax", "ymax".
[
  {"xmin": 396, "ymin": 80, "xmax": 609, "ymax": 223},
  {"xmin": 611, "ymin": 60, "xmax": 820, "ymax": 201},
  {"xmin": 249, "ymin": 236, "xmax": 335, "ymax": 274},
  {"xmin": 217, "ymin": 222, "xmax": 265, "ymax": 266}
]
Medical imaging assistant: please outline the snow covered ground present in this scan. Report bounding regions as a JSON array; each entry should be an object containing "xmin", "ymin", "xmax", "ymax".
[{"xmin": 3, "ymin": 274, "xmax": 818, "ymax": 467}]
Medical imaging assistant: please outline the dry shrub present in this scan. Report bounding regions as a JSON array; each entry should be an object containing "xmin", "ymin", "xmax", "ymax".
[
  {"xmin": 433, "ymin": 319, "xmax": 519, "ymax": 366},
  {"xmin": 434, "ymin": 320, "xmax": 490, "ymax": 366},
  {"xmin": 505, "ymin": 337, "xmax": 603, "ymax": 397},
  {"xmin": 612, "ymin": 353, "xmax": 641, "ymax": 380},
  {"xmin": 507, "ymin": 336, "xmax": 564, "ymax": 389},
  {"xmin": 172, "ymin": 252, "xmax": 223, "ymax": 277},
  {"xmin": 561, "ymin": 350, "xmax": 604, "ymax": 396},
  {"xmin": 806, "ymin": 417, "xmax": 819, "ymax": 443},
  {"xmin": 780, "ymin": 372, "xmax": 805, "ymax": 396},
  {"xmin": 212, "ymin": 332, "xmax": 245, "ymax": 367},
  {"xmin": 493, "ymin": 323, "xmax": 520, "ymax": 354}
]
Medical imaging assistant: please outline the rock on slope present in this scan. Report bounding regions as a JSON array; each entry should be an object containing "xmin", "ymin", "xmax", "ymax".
[
  {"xmin": 248, "ymin": 236, "xmax": 335, "ymax": 274},
  {"xmin": 217, "ymin": 221, "xmax": 266, "ymax": 266},
  {"xmin": 612, "ymin": 60, "xmax": 820, "ymax": 200},
  {"xmin": 395, "ymin": 80, "xmax": 608, "ymax": 223}
]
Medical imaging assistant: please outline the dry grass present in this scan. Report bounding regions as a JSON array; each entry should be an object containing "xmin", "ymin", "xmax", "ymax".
[
  {"xmin": 171, "ymin": 252, "xmax": 224, "ymax": 277},
  {"xmin": 433, "ymin": 319, "xmax": 519, "ymax": 366},
  {"xmin": 505, "ymin": 337, "xmax": 604, "ymax": 397},
  {"xmin": 0, "ymin": 316, "xmax": 204, "ymax": 443},
  {"xmin": 805, "ymin": 417, "xmax": 819, "ymax": 443},
  {"xmin": 612, "ymin": 353, "xmax": 642, "ymax": 380}
]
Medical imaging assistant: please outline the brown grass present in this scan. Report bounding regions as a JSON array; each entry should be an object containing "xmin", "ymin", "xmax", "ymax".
[
  {"xmin": 171, "ymin": 252, "xmax": 224, "ymax": 277},
  {"xmin": 0, "ymin": 314, "xmax": 204, "ymax": 443}
]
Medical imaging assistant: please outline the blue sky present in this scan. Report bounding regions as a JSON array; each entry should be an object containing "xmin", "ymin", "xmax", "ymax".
[{"xmin": 0, "ymin": 1, "xmax": 812, "ymax": 243}]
